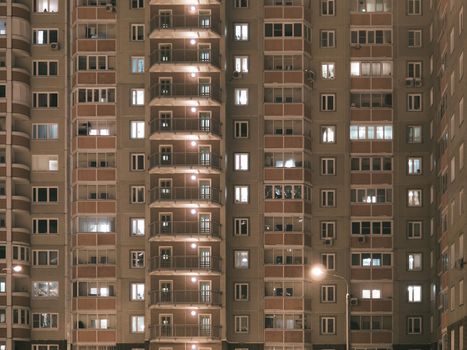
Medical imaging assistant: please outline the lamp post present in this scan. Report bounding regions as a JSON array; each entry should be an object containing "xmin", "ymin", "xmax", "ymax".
[{"xmin": 311, "ymin": 264, "xmax": 350, "ymax": 350}]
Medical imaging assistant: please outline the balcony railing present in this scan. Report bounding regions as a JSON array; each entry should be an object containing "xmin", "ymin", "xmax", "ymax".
[
  {"xmin": 150, "ymin": 220, "xmax": 221, "ymax": 238},
  {"xmin": 150, "ymin": 117, "xmax": 221, "ymax": 136},
  {"xmin": 150, "ymin": 15, "xmax": 221, "ymax": 34},
  {"xmin": 150, "ymin": 186, "xmax": 221, "ymax": 204},
  {"xmin": 150, "ymin": 84, "xmax": 221, "ymax": 102},
  {"xmin": 151, "ymin": 49, "xmax": 220, "ymax": 67},
  {"xmin": 151, "ymin": 255, "xmax": 221, "ymax": 272},
  {"xmin": 150, "ymin": 290, "xmax": 222, "ymax": 305},
  {"xmin": 150, "ymin": 324, "xmax": 221, "ymax": 339},
  {"xmin": 150, "ymin": 152, "xmax": 221, "ymax": 169}
]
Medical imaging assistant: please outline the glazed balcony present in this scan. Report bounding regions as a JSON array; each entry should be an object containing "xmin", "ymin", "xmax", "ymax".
[
  {"xmin": 150, "ymin": 220, "xmax": 221, "ymax": 240},
  {"xmin": 150, "ymin": 289, "xmax": 222, "ymax": 306},
  {"xmin": 150, "ymin": 49, "xmax": 221, "ymax": 72},
  {"xmin": 150, "ymin": 255, "xmax": 221, "ymax": 273},
  {"xmin": 150, "ymin": 15, "xmax": 221, "ymax": 38},
  {"xmin": 150, "ymin": 117, "xmax": 221, "ymax": 140},
  {"xmin": 150, "ymin": 83, "xmax": 222, "ymax": 106},
  {"xmin": 150, "ymin": 324, "xmax": 221, "ymax": 340},
  {"xmin": 149, "ymin": 152, "xmax": 221, "ymax": 174},
  {"xmin": 149, "ymin": 186, "xmax": 221, "ymax": 207}
]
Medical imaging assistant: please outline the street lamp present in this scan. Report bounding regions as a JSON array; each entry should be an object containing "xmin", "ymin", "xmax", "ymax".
[{"xmin": 311, "ymin": 264, "xmax": 350, "ymax": 350}]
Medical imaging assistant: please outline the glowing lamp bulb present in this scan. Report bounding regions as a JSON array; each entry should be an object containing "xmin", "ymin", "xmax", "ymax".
[
  {"xmin": 191, "ymin": 277, "xmax": 197, "ymax": 283},
  {"xmin": 191, "ymin": 141, "xmax": 197, "ymax": 147},
  {"xmin": 191, "ymin": 208, "xmax": 197, "ymax": 215},
  {"xmin": 191, "ymin": 72, "xmax": 197, "ymax": 78},
  {"xmin": 190, "ymin": 39, "xmax": 197, "ymax": 45},
  {"xmin": 191, "ymin": 310, "xmax": 197, "ymax": 316},
  {"xmin": 191, "ymin": 174, "xmax": 197, "ymax": 181},
  {"xmin": 191, "ymin": 243, "xmax": 197, "ymax": 249},
  {"xmin": 190, "ymin": 5, "xmax": 197, "ymax": 12},
  {"xmin": 12, "ymin": 265, "xmax": 22, "ymax": 273},
  {"xmin": 191, "ymin": 107, "xmax": 197, "ymax": 113}
]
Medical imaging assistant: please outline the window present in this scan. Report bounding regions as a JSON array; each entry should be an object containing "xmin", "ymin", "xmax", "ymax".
[
  {"xmin": 130, "ymin": 24, "xmax": 144, "ymax": 41},
  {"xmin": 130, "ymin": 121, "xmax": 145, "ymax": 139},
  {"xmin": 408, "ymin": 94, "xmax": 422, "ymax": 111},
  {"xmin": 234, "ymin": 153, "xmax": 249, "ymax": 171},
  {"xmin": 32, "ymin": 29, "xmax": 58, "ymax": 44},
  {"xmin": 321, "ymin": 221, "xmax": 336, "ymax": 239},
  {"xmin": 460, "ymin": 144, "xmax": 464, "ymax": 170},
  {"xmin": 235, "ymin": 88, "xmax": 248, "ymax": 105},
  {"xmin": 131, "ymin": 315, "xmax": 145, "ymax": 333},
  {"xmin": 34, "ymin": 0, "xmax": 58, "ymax": 12},
  {"xmin": 321, "ymin": 189, "xmax": 335, "ymax": 207},
  {"xmin": 407, "ymin": 61, "xmax": 422, "ymax": 78},
  {"xmin": 32, "ymin": 155, "xmax": 58, "ymax": 172},
  {"xmin": 408, "ymin": 189, "xmax": 422, "ymax": 207},
  {"xmin": 32, "ymin": 250, "xmax": 58, "ymax": 266},
  {"xmin": 77, "ymin": 88, "xmax": 115, "ymax": 103},
  {"xmin": 234, "ymin": 23, "xmax": 249, "ymax": 41},
  {"xmin": 33, "ymin": 187, "xmax": 58, "ymax": 203},
  {"xmin": 131, "ymin": 89, "xmax": 144, "ymax": 106},
  {"xmin": 321, "ymin": 253, "xmax": 335, "ymax": 270},
  {"xmin": 234, "ymin": 250, "xmax": 249, "ymax": 269},
  {"xmin": 407, "ymin": 0, "xmax": 422, "ymax": 14},
  {"xmin": 0, "ymin": 21, "xmax": 5, "ymax": 36},
  {"xmin": 321, "ymin": 126, "xmax": 336, "ymax": 143},
  {"xmin": 460, "ymin": 6, "xmax": 464, "ymax": 34},
  {"xmin": 234, "ymin": 283, "xmax": 249, "ymax": 301},
  {"xmin": 264, "ymin": 23, "xmax": 303, "ymax": 38},
  {"xmin": 234, "ymin": 121, "xmax": 249, "ymax": 138},
  {"xmin": 77, "ymin": 55, "xmax": 114, "ymax": 71},
  {"xmin": 33, "ymin": 61, "xmax": 58, "ymax": 76},
  {"xmin": 130, "ymin": 153, "xmax": 145, "ymax": 171},
  {"xmin": 320, "ymin": 0, "xmax": 335, "ymax": 15},
  {"xmin": 352, "ymin": 252, "xmax": 392, "ymax": 267},
  {"xmin": 234, "ymin": 0, "xmax": 248, "ymax": 7},
  {"xmin": 408, "ymin": 125, "xmax": 422, "ymax": 143},
  {"xmin": 351, "ymin": 221, "xmax": 392, "ymax": 235},
  {"xmin": 408, "ymin": 285, "xmax": 422, "ymax": 302},
  {"xmin": 321, "ymin": 285, "xmax": 335, "ymax": 302},
  {"xmin": 460, "ymin": 52, "xmax": 464, "ymax": 80},
  {"xmin": 361, "ymin": 289, "xmax": 381, "ymax": 299},
  {"xmin": 321, "ymin": 62, "xmax": 335, "ymax": 79},
  {"xmin": 407, "ymin": 221, "xmax": 422, "ymax": 239},
  {"xmin": 235, "ymin": 315, "xmax": 249, "ymax": 333},
  {"xmin": 130, "ymin": 186, "xmax": 145, "ymax": 204},
  {"xmin": 234, "ymin": 218, "xmax": 249, "ymax": 236},
  {"xmin": 351, "ymin": 188, "xmax": 392, "ymax": 204},
  {"xmin": 32, "ymin": 313, "xmax": 58, "ymax": 329},
  {"xmin": 321, "ymin": 94, "xmax": 336, "ymax": 111},
  {"xmin": 321, "ymin": 158, "xmax": 335, "ymax": 175},
  {"xmin": 234, "ymin": 186, "xmax": 249, "ymax": 203},
  {"xmin": 321, "ymin": 317, "xmax": 335, "ymax": 334},
  {"xmin": 320, "ymin": 30, "xmax": 336, "ymax": 48},
  {"xmin": 33, "ymin": 218, "xmax": 58, "ymax": 235},
  {"xmin": 33, "ymin": 92, "xmax": 58, "ymax": 108},
  {"xmin": 407, "ymin": 317, "xmax": 422, "ymax": 334},
  {"xmin": 351, "ymin": 29, "xmax": 392, "ymax": 45},
  {"xmin": 351, "ymin": 61, "xmax": 392, "ymax": 76},
  {"xmin": 32, "ymin": 281, "xmax": 58, "ymax": 297},
  {"xmin": 32, "ymin": 346, "xmax": 59, "ymax": 350},
  {"xmin": 460, "ymin": 98, "xmax": 465, "ymax": 125},
  {"xmin": 131, "ymin": 283, "xmax": 145, "ymax": 300},
  {"xmin": 234, "ymin": 56, "xmax": 249, "ymax": 73},
  {"xmin": 408, "ymin": 30, "xmax": 422, "ymax": 47},
  {"xmin": 130, "ymin": 218, "xmax": 145, "ymax": 236},
  {"xmin": 130, "ymin": 251, "xmax": 145, "ymax": 268},
  {"xmin": 131, "ymin": 0, "xmax": 144, "ymax": 8},
  {"xmin": 408, "ymin": 253, "xmax": 422, "ymax": 271},
  {"xmin": 351, "ymin": 157, "xmax": 392, "ymax": 172},
  {"xmin": 350, "ymin": 125, "xmax": 393, "ymax": 140},
  {"xmin": 131, "ymin": 57, "xmax": 144, "ymax": 73},
  {"xmin": 460, "ymin": 280, "xmax": 464, "ymax": 306},
  {"xmin": 408, "ymin": 157, "xmax": 422, "ymax": 175}
]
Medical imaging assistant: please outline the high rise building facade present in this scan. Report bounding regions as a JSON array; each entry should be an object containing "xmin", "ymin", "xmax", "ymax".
[{"xmin": 0, "ymin": 0, "xmax": 465, "ymax": 350}]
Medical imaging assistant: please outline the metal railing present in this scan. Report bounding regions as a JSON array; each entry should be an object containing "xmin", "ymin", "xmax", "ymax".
[
  {"xmin": 150, "ymin": 255, "xmax": 221, "ymax": 272},
  {"xmin": 150, "ymin": 220, "xmax": 221, "ymax": 238},
  {"xmin": 150, "ymin": 186, "xmax": 221, "ymax": 203},
  {"xmin": 151, "ymin": 48, "xmax": 220, "ymax": 67},
  {"xmin": 150, "ymin": 324, "xmax": 221, "ymax": 339},
  {"xmin": 149, "ymin": 152, "xmax": 221, "ymax": 169},
  {"xmin": 150, "ymin": 117, "xmax": 220, "ymax": 135},
  {"xmin": 150, "ymin": 83, "xmax": 221, "ymax": 102},
  {"xmin": 150, "ymin": 290, "xmax": 222, "ymax": 305}
]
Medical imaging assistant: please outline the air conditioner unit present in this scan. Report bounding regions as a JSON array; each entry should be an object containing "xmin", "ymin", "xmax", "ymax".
[
  {"xmin": 232, "ymin": 70, "xmax": 242, "ymax": 79},
  {"xmin": 405, "ymin": 78, "xmax": 415, "ymax": 87},
  {"xmin": 358, "ymin": 236, "xmax": 367, "ymax": 243},
  {"xmin": 414, "ymin": 78, "xmax": 423, "ymax": 87},
  {"xmin": 106, "ymin": 4, "xmax": 115, "ymax": 12},
  {"xmin": 323, "ymin": 238, "xmax": 334, "ymax": 246},
  {"xmin": 305, "ymin": 70, "xmax": 315, "ymax": 82},
  {"xmin": 455, "ymin": 258, "xmax": 465, "ymax": 269},
  {"xmin": 50, "ymin": 42, "xmax": 60, "ymax": 50},
  {"xmin": 350, "ymin": 297, "xmax": 359, "ymax": 306}
]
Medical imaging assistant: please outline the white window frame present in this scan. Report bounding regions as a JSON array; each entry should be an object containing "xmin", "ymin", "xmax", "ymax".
[
  {"xmin": 320, "ymin": 316, "xmax": 335, "ymax": 334},
  {"xmin": 321, "ymin": 189, "xmax": 336, "ymax": 207},
  {"xmin": 234, "ymin": 153, "xmax": 249, "ymax": 171},
  {"xmin": 234, "ymin": 121, "xmax": 249, "ymax": 138},
  {"xmin": 130, "ymin": 24, "xmax": 145, "ymax": 41},
  {"xmin": 130, "ymin": 218, "xmax": 145, "ymax": 236},
  {"xmin": 131, "ymin": 89, "xmax": 145, "ymax": 106},
  {"xmin": 131, "ymin": 56, "xmax": 145, "ymax": 73},
  {"xmin": 130, "ymin": 283, "xmax": 145, "ymax": 301},
  {"xmin": 321, "ymin": 157, "xmax": 336, "ymax": 175},
  {"xmin": 234, "ymin": 23, "xmax": 249, "ymax": 41},
  {"xmin": 234, "ymin": 283, "xmax": 249, "ymax": 301},
  {"xmin": 234, "ymin": 315, "xmax": 249, "ymax": 333},
  {"xmin": 130, "ymin": 121, "xmax": 145, "ymax": 139},
  {"xmin": 130, "ymin": 186, "xmax": 145, "ymax": 204},
  {"xmin": 234, "ymin": 186, "xmax": 249, "ymax": 203},
  {"xmin": 234, "ymin": 88, "xmax": 249, "ymax": 105}
]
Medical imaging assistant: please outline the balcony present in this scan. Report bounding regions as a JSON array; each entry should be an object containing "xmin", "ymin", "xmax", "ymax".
[
  {"xmin": 150, "ymin": 255, "xmax": 221, "ymax": 273},
  {"xmin": 149, "ymin": 152, "xmax": 221, "ymax": 174},
  {"xmin": 150, "ymin": 220, "xmax": 221, "ymax": 240},
  {"xmin": 150, "ymin": 0, "xmax": 221, "ymax": 4},
  {"xmin": 150, "ymin": 49, "xmax": 221, "ymax": 72},
  {"xmin": 150, "ymin": 15, "xmax": 221, "ymax": 38},
  {"xmin": 150, "ymin": 84, "xmax": 222, "ymax": 106},
  {"xmin": 149, "ymin": 186, "xmax": 221, "ymax": 207},
  {"xmin": 150, "ymin": 324, "xmax": 221, "ymax": 340},
  {"xmin": 150, "ymin": 117, "xmax": 221, "ymax": 140},
  {"xmin": 150, "ymin": 290, "xmax": 222, "ymax": 306}
]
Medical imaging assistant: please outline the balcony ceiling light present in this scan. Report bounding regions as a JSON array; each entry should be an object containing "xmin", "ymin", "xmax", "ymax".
[
  {"xmin": 191, "ymin": 208, "xmax": 197, "ymax": 215},
  {"xmin": 191, "ymin": 107, "xmax": 197, "ymax": 113},
  {"xmin": 191, "ymin": 276, "xmax": 197, "ymax": 283},
  {"xmin": 191, "ymin": 243, "xmax": 197, "ymax": 249}
]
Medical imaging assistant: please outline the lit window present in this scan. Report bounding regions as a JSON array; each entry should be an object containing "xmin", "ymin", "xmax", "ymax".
[
  {"xmin": 361, "ymin": 289, "xmax": 381, "ymax": 299},
  {"xmin": 0, "ymin": 21, "xmax": 6, "ymax": 36},
  {"xmin": 33, "ymin": 29, "xmax": 58, "ymax": 45},
  {"xmin": 234, "ymin": 218, "xmax": 249, "ymax": 236},
  {"xmin": 408, "ymin": 285, "xmax": 422, "ymax": 302},
  {"xmin": 130, "ymin": 251, "xmax": 145, "ymax": 268},
  {"xmin": 130, "ymin": 121, "xmax": 145, "ymax": 139},
  {"xmin": 407, "ymin": 125, "xmax": 422, "ymax": 143},
  {"xmin": 32, "ymin": 313, "xmax": 58, "ymax": 329},
  {"xmin": 234, "ymin": 250, "xmax": 249, "ymax": 269},
  {"xmin": 32, "ymin": 155, "xmax": 58, "ymax": 172},
  {"xmin": 235, "ymin": 88, "xmax": 248, "ymax": 105},
  {"xmin": 408, "ymin": 157, "xmax": 422, "ymax": 175},
  {"xmin": 130, "ymin": 283, "xmax": 145, "ymax": 300},
  {"xmin": 234, "ymin": 186, "xmax": 249, "ymax": 203},
  {"xmin": 234, "ymin": 153, "xmax": 249, "ymax": 171},
  {"xmin": 408, "ymin": 189, "xmax": 422, "ymax": 207},
  {"xmin": 130, "ymin": 218, "xmax": 145, "ymax": 236},
  {"xmin": 131, "ymin": 57, "xmax": 145, "ymax": 73},
  {"xmin": 321, "ymin": 126, "xmax": 336, "ymax": 143},
  {"xmin": 131, "ymin": 89, "xmax": 144, "ymax": 106},
  {"xmin": 234, "ymin": 56, "xmax": 249, "ymax": 73},
  {"xmin": 34, "ymin": 0, "xmax": 58, "ymax": 13},
  {"xmin": 408, "ymin": 253, "xmax": 422, "ymax": 271},
  {"xmin": 234, "ymin": 23, "xmax": 249, "ymax": 41},
  {"xmin": 131, "ymin": 315, "xmax": 145, "ymax": 333},
  {"xmin": 321, "ymin": 62, "xmax": 335, "ymax": 79},
  {"xmin": 32, "ymin": 281, "xmax": 58, "ymax": 297}
]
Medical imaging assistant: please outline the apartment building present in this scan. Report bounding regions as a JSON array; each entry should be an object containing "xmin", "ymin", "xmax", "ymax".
[{"xmin": 0, "ymin": 0, "xmax": 465, "ymax": 350}]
